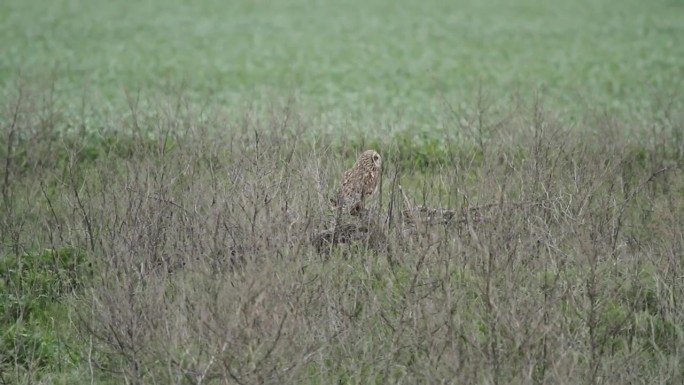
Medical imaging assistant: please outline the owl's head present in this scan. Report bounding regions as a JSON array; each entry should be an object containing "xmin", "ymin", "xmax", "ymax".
[{"xmin": 360, "ymin": 149, "xmax": 382, "ymax": 170}]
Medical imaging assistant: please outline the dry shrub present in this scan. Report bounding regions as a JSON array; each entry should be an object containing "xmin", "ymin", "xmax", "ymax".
[{"xmin": 1, "ymin": 83, "xmax": 683, "ymax": 384}]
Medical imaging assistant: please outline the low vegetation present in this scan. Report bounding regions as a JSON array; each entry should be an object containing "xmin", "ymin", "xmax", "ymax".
[{"xmin": 1, "ymin": 82, "xmax": 683, "ymax": 384}]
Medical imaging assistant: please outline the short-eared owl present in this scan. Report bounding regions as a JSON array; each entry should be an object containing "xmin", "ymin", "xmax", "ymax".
[{"xmin": 333, "ymin": 149, "xmax": 382, "ymax": 215}]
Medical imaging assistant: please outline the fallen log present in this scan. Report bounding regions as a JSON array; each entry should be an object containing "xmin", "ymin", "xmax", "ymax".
[{"xmin": 310, "ymin": 215, "xmax": 387, "ymax": 253}]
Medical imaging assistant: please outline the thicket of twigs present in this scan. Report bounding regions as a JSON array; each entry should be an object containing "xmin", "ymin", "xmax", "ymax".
[{"xmin": 1, "ymin": 84, "xmax": 683, "ymax": 384}]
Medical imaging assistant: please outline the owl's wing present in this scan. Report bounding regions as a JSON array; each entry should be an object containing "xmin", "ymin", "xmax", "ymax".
[
  {"xmin": 333, "ymin": 168, "xmax": 365, "ymax": 211},
  {"xmin": 362, "ymin": 169, "xmax": 379, "ymax": 198},
  {"xmin": 340, "ymin": 168, "xmax": 355, "ymax": 188}
]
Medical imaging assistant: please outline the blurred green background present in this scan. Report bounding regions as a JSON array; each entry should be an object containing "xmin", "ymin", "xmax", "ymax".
[{"xmin": 1, "ymin": 0, "xmax": 683, "ymax": 132}]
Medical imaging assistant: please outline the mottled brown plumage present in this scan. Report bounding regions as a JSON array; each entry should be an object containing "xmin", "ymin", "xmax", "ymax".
[{"xmin": 333, "ymin": 150, "xmax": 382, "ymax": 215}]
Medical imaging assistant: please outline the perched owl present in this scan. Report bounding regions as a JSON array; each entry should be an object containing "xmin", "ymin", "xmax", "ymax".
[{"xmin": 332, "ymin": 149, "xmax": 382, "ymax": 216}]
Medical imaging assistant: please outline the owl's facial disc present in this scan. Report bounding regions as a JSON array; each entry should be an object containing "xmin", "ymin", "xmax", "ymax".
[{"xmin": 372, "ymin": 153, "xmax": 382, "ymax": 168}]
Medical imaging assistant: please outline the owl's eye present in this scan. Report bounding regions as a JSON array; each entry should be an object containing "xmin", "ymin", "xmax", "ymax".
[{"xmin": 373, "ymin": 154, "xmax": 379, "ymax": 161}]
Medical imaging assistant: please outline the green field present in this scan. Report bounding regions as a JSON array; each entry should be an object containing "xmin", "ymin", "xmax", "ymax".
[
  {"xmin": 2, "ymin": 0, "xmax": 684, "ymax": 131},
  {"xmin": 1, "ymin": 0, "xmax": 684, "ymax": 384}
]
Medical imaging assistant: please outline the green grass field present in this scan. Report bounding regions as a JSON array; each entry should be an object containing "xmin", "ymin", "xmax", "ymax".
[
  {"xmin": 2, "ymin": 0, "xmax": 684, "ymax": 131},
  {"xmin": 1, "ymin": 0, "xmax": 684, "ymax": 384}
]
